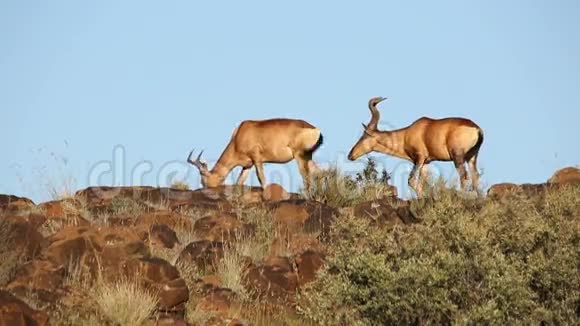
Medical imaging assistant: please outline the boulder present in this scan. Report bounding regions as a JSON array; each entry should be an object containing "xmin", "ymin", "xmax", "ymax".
[
  {"xmin": 123, "ymin": 257, "xmax": 189, "ymax": 314},
  {"xmin": 148, "ymin": 224, "xmax": 179, "ymax": 249},
  {"xmin": 268, "ymin": 200, "xmax": 337, "ymax": 241},
  {"xmin": 33, "ymin": 225, "xmax": 189, "ymax": 315},
  {"xmin": 262, "ymin": 184, "xmax": 290, "ymax": 202},
  {"xmin": 43, "ymin": 226, "xmax": 148, "ymax": 270},
  {"xmin": 193, "ymin": 214, "xmax": 252, "ymax": 242},
  {"xmin": 272, "ymin": 202, "xmax": 309, "ymax": 234},
  {"xmin": 548, "ymin": 166, "xmax": 580, "ymax": 185},
  {"xmin": 0, "ymin": 290, "xmax": 49, "ymax": 326},
  {"xmin": 487, "ymin": 183, "xmax": 522, "ymax": 198},
  {"xmin": 268, "ymin": 234, "xmax": 325, "ymax": 259},
  {"xmin": 487, "ymin": 182, "xmax": 559, "ymax": 199},
  {"xmin": 0, "ymin": 194, "xmax": 36, "ymax": 215},
  {"xmin": 353, "ymin": 197, "xmax": 416, "ymax": 225},
  {"xmin": 6, "ymin": 260, "xmax": 65, "ymax": 304},
  {"xmin": 0, "ymin": 215, "xmax": 46, "ymax": 260},
  {"xmin": 295, "ymin": 250, "xmax": 325, "ymax": 286},
  {"xmin": 245, "ymin": 256, "xmax": 299, "ymax": 301},
  {"xmin": 135, "ymin": 211, "xmax": 192, "ymax": 231},
  {"xmin": 177, "ymin": 240, "xmax": 224, "ymax": 271}
]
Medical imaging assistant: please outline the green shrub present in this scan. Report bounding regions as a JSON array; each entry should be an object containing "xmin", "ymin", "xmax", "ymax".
[{"xmin": 299, "ymin": 184, "xmax": 580, "ymax": 325}]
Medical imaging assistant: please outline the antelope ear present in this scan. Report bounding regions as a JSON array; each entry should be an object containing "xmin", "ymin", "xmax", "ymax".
[
  {"xmin": 361, "ymin": 123, "xmax": 368, "ymax": 129},
  {"xmin": 363, "ymin": 128, "xmax": 373, "ymax": 136}
]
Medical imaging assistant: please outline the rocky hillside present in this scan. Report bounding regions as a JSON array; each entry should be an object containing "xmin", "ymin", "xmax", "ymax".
[{"xmin": 0, "ymin": 165, "xmax": 578, "ymax": 325}]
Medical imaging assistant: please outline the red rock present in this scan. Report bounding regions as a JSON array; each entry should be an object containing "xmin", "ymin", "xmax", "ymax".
[
  {"xmin": 0, "ymin": 290, "xmax": 49, "ymax": 326},
  {"xmin": 6, "ymin": 260, "xmax": 65, "ymax": 302},
  {"xmin": 200, "ymin": 275, "xmax": 222, "ymax": 288},
  {"xmin": 487, "ymin": 183, "xmax": 522, "ymax": 198},
  {"xmin": 548, "ymin": 166, "xmax": 580, "ymax": 185},
  {"xmin": 148, "ymin": 224, "xmax": 179, "ymax": 249},
  {"xmin": 135, "ymin": 211, "xmax": 192, "ymax": 231},
  {"xmin": 268, "ymin": 234, "xmax": 325, "ymax": 259},
  {"xmin": 268, "ymin": 200, "xmax": 337, "ymax": 241},
  {"xmin": 195, "ymin": 288, "xmax": 236, "ymax": 315},
  {"xmin": 193, "ymin": 214, "xmax": 251, "ymax": 242},
  {"xmin": 272, "ymin": 202, "xmax": 309, "ymax": 234},
  {"xmin": 147, "ymin": 317, "xmax": 190, "ymax": 326},
  {"xmin": 245, "ymin": 257, "xmax": 299, "ymax": 301},
  {"xmin": 353, "ymin": 198, "xmax": 416, "ymax": 225},
  {"xmin": 123, "ymin": 257, "xmax": 189, "ymax": 314},
  {"xmin": 0, "ymin": 215, "xmax": 46, "ymax": 260},
  {"xmin": 262, "ymin": 184, "xmax": 290, "ymax": 202},
  {"xmin": 0, "ymin": 194, "xmax": 36, "ymax": 215},
  {"xmin": 295, "ymin": 250, "xmax": 325, "ymax": 286},
  {"xmin": 177, "ymin": 240, "xmax": 224, "ymax": 271}
]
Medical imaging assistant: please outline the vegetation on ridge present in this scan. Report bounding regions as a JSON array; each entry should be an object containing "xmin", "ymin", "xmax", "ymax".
[{"xmin": 1, "ymin": 159, "xmax": 578, "ymax": 325}]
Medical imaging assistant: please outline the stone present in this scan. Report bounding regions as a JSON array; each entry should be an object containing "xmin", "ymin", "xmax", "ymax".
[
  {"xmin": 548, "ymin": 166, "xmax": 580, "ymax": 185},
  {"xmin": 0, "ymin": 290, "xmax": 49, "ymax": 326},
  {"xmin": 193, "ymin": 214, "xmax": 250, "ymax": 242},
  {"xmin": 177, "ymin": 240, "xmax": 224, "ymax": 271},
  {"xmin": 262, "ymin": 184, "xmax": 290, "ymax": 202},
  {"xmin": 487, "ymin": 183, "xmax": 521, "ymax": 198},
  {"xmin": 0, "ymin": 194, "xmax": 36, "ymax": 216},
  {"xmin": 148, "ymin": 224, "xmax": 179, "ymax": 249},
  {"xmin": 353, "ymin": 197, "xmax": 416, "ymax": 225}
]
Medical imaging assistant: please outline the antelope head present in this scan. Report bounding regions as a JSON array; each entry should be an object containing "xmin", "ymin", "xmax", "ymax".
[
  {"xmin": 187, "ymin": 149, "xmax": 223, "ymax": 187},
  {"xmin": 347, "ymin": 96, "xmax": 388, "ymax": 161}
]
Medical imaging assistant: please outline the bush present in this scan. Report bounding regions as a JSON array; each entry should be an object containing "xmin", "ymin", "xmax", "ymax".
[
  {"xmin": 298, "ymin": 184, "xmax": 580, "ymax": 325},
  {"xmin": 303, "ymin": 158, "xmax": 394, "ymax": 207}
]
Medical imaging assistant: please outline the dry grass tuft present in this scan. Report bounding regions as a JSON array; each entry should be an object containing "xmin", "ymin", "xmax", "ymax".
[
  {"xmin": 216, "ymin": 242, "xmax": 251, "ymax": 301},
  {"xmin": 95, "ymin": 278, "xmax": 159, "ymax": 326},
  {"xmin": 171, "ymin": 180, "xmax": 190, "ymax": 190},
  {"xmin": 302, "ymin": 158, "xmax": 394, "ymax": 207},
  {"xmin": 0, "ymin": 219, "xmax": 22, "ymax": 287},
  {"xmin": 109, "ymin": 196, "xmax": 145, "ymax": 217}
]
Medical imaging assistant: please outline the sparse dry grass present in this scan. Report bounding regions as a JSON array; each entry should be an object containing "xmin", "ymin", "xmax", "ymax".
[
  {"xmin": 171, "ymin": 180, "xmax": 190, "ymax": 190},
  {"xmin": 147, "ymin": 211, "xmax": 201, "ymax": 265},
  {"xmin": 0, "ymin": 218, "xmax": 23, "ymax": 287},
  {"xmin": 217, "ymin": 242, "xmax": 251, "ymax": 301},
  {"xmin": 236, "ymin": 206, "xmax": 275, "ymax": 263},
  {"xmin": 302, "ymin": 159, "xmax": 395, "ymax": 208},
  {"xmin": 109, "ymin": 196, "xmax": 145, "ymax": 217},
  {"xmin": 237, "ymin": 302, "xmax": 312, "ymax": 326},
  {"xmin": 51, "ymin": 261, "xmax": 104, "ymax": 325},
  {"xmin": 62, "ymin": 197, "xmax": 92, "ymax": 220},
  {"xmin": 37, "ymin": 198, "xmax": 93, "ymax": 237},
  {"xmin": 186, "ymin": 304, "xmax": 217, "ymax": 325},
  {"xmin": 95, "ymin": 278, "xmax": 159, "ymax": 326},
  {"xmin": 11, "ymin": 204, "xmax": 45, "ymax": 217}
]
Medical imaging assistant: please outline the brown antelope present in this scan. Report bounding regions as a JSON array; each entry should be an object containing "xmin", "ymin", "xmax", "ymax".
[
  {"xmin": 348, "ymin": 97, "xmax": 484, "ymax": 195},
  {"xmin": 187, "ymin": 118, "xmax": 323, "ymax": 189}
]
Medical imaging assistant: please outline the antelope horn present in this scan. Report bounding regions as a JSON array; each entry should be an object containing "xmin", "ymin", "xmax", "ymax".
[
  {"xmin": 367, "ymin": 96, "xmax": 387, "ymax": 131},
  {"xmin": 187, "ymin": 149, "xmax": 207, "ymax": 173}
]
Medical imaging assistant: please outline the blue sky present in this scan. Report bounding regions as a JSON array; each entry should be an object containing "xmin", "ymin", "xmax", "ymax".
[{"xmin": 1, "ymin": 1, "xmax": 579, "ymax": 202}]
